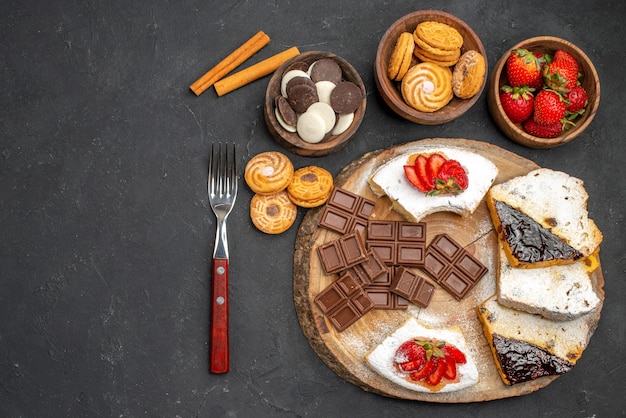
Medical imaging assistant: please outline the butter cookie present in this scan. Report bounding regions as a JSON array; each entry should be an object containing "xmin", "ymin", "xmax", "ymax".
[
  {"xmin": 287, "ymin": 166, "xmax": 334, "ymax": 208},
  {"xmin": 244, "ymin": 151, "xmax": 294, "ymax": 195},
  {"xmin": 452, "ymin": 50, "xmax": 486, "ymax": 99},
  {"xmin": 401, "ymin": 62, "xmax": 453, "ymax": 112},
  {"xmin": 250, "ymin": 191, "xmax": 297, "ymax": 234}
]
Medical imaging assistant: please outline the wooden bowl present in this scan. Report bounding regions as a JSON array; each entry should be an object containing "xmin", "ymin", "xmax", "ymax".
[
  {"xmin": 487, "ymin": 36, "xmax": 601, "ymax": 148},
  {"xmin": 264, "ymin": 51, "xmax": 366, "ymax": 157},
  {"xmin": 374, "ymin": 10, "xmax": 487, "ymax": 125}
]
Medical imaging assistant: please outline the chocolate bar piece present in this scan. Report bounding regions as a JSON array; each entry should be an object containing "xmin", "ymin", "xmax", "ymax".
[
  {"xmin": 390, "ymin": 266, "xmax": 436, "ymax": 308},
  {"xmin": 319, "ymin": 188, "xmax": 375, "ymax": 236},
  {"xmin": 366, "ymin": 220, "xmax": 427, "ymax": 267},
  {"xmin": 364, "ymin": 267, "xmax": 409, "ymax": 310},
  {"xmin": 344, "ymin": 249, "xmax": 388, "ymax": 287},
  {"xmin": 317, "ymin": 231, "xmax": 368, "ymax": 274},
  {"xmin": 314, "ymin": 270, "xmax": 374, "ymax": 332},
  {"xmin": 424, "ymin": 234, "xmax": 488, "ymax": 300}
]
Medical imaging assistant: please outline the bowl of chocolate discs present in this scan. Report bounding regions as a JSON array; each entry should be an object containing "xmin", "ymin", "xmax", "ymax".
[{"xmin": 264, "ymin": 51, "xmax": 366, "ymax": 157}]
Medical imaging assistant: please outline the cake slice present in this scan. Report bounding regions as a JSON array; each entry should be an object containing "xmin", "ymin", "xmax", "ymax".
[
  {"xmin": 486, "ymin": 168, "xmax": 603, "ymax": 268},
  {"xmin": 368, "ymin": 147, "xmax": 498, "ymax": 222},
  {"xmin": 365, "ymin": 317, "xmax": 479, "ymax": 393},
  {"xmin": 497, "ymin": 243, "xmax": 601, "ymax": 321},
  {"xmin": 477, "ymin": 295, "xmax": 595, "ymax": 385}
]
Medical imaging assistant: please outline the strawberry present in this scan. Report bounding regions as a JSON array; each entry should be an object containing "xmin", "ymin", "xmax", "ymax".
[
  {"xmin": 426, "ymin": 357, "xmax": 447, "ymax": 386},
  {"xmin": 437, "ymin": 160, "xmax": 469, "ymax": 192},
  {"xmin": 425, "ymin": 153, "xmax": 446, "ymax": 184},
  {"xmin": 523, "ymin": 118, "xmax": 563, "ymax": 138},
  {"xmin": 443, "ymin": 355, "xmax": 457, "ymax": 380},
  {"xmin": 543, "ymin": 52, "xmax": 579, "ymax": 92},
  {"xmin": 565, "ymin": 84, "xmax": 588, "ymax": 113},
  {"xmin": 533, "ymin": 89, "xmax": 566, "ymax": 125},
  {"xmin": 553, "ymin": 50, "xmax": 579, "ymax": 74},
  {"xmin": 394, "ymin": 340, "xmax": 427, "ymax": 372},
  {"xmin": 506, "ymin": 48, "xmax": 543, "ymax": 88},
  {"xmin": 409, "ymin": 357, "xmax": 436, "ymax": 381},
  {"xmin": 443, "ymin": 345, "xmax": 467, "ymax": 364},
  {"xmin": 500, "ymin": 85, "xmax": 535, "ymax": 123},
  {"xmin": 405, "ymin": 154, "xmax": 468, "ymax": 196}
]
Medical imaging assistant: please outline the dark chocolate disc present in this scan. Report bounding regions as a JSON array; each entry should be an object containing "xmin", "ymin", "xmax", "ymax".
[
  {"xmin": 283, "ymin": 60, "xmax": 310, "ymax": 73},
  {"xmin": 286, "ymin": 76, "xmax": 315, "ymax": 96},
  {"xmin": 275, "ymin": 95, "xmax": 298, "ymax": 126},
  {"xmin": 287, "ymin": 83, "xmax": 319, "ymax": 113},
  {"xmin": 310, "ymin": 58, "xmax": 343, "ymax": 84},
  {"xmin": 330, "ymin": 81, "xmax": 362, "ymax": 114}
]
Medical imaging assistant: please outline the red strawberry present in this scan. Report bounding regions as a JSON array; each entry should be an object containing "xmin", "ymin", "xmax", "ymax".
[
  {"xmin": 523, "ymin": 118, "xmax": 563, "ymax": 138},
  {"xmin": 533, "ymin": 89, "xmax": 566, "ymax": 125},
  {"xmin": 565, "ymin": 85, "xmax": 588, "ymax": 113},
  {"xmin": 443, "ymin": 355, "xmax": 457, "ymax": 380},
  {"xmin": 434, "ymin": 160, "xmax": 468, "ymax": 194},
  {"xmin": 500, "ymin": 85, "xmax": 535, "ymax": 123},
  {"xmin": 425, "ymin": 153, "xmax": 446, "ymax": 184},
  {"xmin": 404, "ymin": 165, "xmax": 427, "ymax": 192},
  {"xmin": 394, "ymin": 340, "xmax": 427, "ymax": 372},
  {"xmin": 554, "ymin": 50, "xmax": 579, "ymax": 74},
  {"xmin": 506, "ymin": 48, "xmax": 543, "ymax": 88},
  {"xmin": 543, "ymin": 54, "xmax": 579, "ymax": 92},
  {"xmin": 426, "ymin": 357, "xmax": 447, "ymax": 386},
  {"xmin": 443, "ymin": 345, "xmax": 467, "ymax": 364},
  {"xmin": 409, "ymin": 357, "xmax": 437, "ymax": 381}
]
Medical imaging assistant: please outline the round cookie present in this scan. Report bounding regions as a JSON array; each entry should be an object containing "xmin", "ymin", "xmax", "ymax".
[
  {"xmin": 387, "ymin": 32, "xmax": 415, "ymax": 81},
  {"xmin": 414, "ymin": 21, "xmax": 463, "ymax": 51},
  {"xmin": 250, "ymin": 191, "xmax": 297, "ymax": 234},
  {"xmin": 413, "ymin": 48, "xmax": 460, "ymax": 68},
  {"xmin": 244, "ymin": 151, "xmax": 294, "ymax": 195},
  {"xmin": 452, "ymin": 50, "xmax": 486, "ymax": 99},
  {"xmin": 401, "ymin": 62, "xmax": 453, "ymax": 112},
  {"xmin": 287, "ymin": 166, "xmax": 334, "ymax": 208},
  {"xmin": 413, "ymin": 32, "xmax": 461, "ymax": 62}
]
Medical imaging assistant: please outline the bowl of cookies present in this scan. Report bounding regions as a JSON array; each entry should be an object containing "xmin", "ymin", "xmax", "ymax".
[
  {"xmin": 487, "ymin": 36, "xmax": 600, "ymax": 148},
  {"xmin": 374, "ymin": 10, "xmax": 487, "ymax": 125},
  {"xmin": 264, "ymin": 51, "xmax": 366, "ymax": 157}
]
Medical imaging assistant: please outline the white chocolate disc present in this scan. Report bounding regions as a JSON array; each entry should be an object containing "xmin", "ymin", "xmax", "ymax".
[
  {"xmin": 281, "ymin": 70, "xmax": 310, "ymax": 97},
  {"xmin": 297, "ymin": 111, "xmax": 326, "ymax": 143},
  {"xmin": 315, "ymin": 80, "xmax": 336, "ymax": 105},
  {"xmin": 331, "ymin": 112, "xmax": 354, "ymax": 135},
  {"xmin": 307, "ymin": 102, "xmax": 336, "ymax": 133}
]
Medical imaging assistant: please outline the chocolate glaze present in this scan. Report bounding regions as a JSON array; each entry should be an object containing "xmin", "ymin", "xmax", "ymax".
[
  {"xmin": 494, "ymin": 200, "xmax": 583, "ymax": 264},
  {"xmin": 491, "ymin": 333, "xmax": 574, "ymax": 385}
]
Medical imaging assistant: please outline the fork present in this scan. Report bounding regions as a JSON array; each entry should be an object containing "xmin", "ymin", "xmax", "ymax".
[{"xmin": 208, "ymin": 142, "xmax": 238, "ymax": 374}]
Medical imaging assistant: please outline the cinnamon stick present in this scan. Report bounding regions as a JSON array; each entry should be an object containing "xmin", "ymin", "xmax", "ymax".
[
  {"xmin": 214, "ymin": 47, "xmax": 301, "ymax": 97},
  {"xmin": 190, "ymin": 30, "xmax": 271, "ymax": 96}
]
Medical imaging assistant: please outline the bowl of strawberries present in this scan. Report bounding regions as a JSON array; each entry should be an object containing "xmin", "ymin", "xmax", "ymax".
[{"xmin": 487, "ymin": 36, "xmax": 600, "ymax": 148}]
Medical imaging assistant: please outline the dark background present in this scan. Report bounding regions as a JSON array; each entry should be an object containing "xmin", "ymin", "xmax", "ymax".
[{"xmin": 2, "ymin": 1, "xmax": 625, "ymax": 417}]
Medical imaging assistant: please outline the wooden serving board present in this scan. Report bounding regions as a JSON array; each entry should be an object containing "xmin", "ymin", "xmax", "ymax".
[{"xmin": 293, "ymin": 138, "xmax": 604, "ymax": 402}]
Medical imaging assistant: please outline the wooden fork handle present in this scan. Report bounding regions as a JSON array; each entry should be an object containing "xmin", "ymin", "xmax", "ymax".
[{"xmin": 210, "ymin": 257, "xmax": 229, "ymax": 373}]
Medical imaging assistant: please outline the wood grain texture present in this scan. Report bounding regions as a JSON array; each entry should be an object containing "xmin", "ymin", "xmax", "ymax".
[
  {"xmin": 294, "ymin": 138, "xmax": 604, "ymax": 402},
  {"xmin": 487, "ymin": 36, "xmax": 601, "ymax": 149}
]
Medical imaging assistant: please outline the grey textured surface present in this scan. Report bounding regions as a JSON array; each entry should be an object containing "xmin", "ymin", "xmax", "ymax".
[{"xmin": 1, "ymin": 1, "xmax": 624, "ymax": 417}]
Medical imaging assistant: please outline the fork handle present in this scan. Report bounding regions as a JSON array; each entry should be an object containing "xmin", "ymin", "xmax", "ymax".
[{"xmin": 210, "ymin": 257, "xmax": 229, "ymax": 373}]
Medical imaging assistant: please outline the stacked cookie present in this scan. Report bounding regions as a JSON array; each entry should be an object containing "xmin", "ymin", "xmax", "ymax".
[
  {"xmin": 387, "ymin": 21, "xmax": 486, "ymax": 112},
  {"xmin": 244, "ymin": 151, "xmax": 333, "ymax": 234}
]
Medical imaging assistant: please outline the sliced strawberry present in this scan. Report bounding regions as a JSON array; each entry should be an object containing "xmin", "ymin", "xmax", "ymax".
[
  {"xmin": 443, "ymin": 354, "xmax": 457, "ymax": 380},
  {"xmin": 425, "ymin": 154, "xmax": 446, "ymax": 184},
  {"xmin": 443, "ymin": 345, "xmax": 467, "ymax": 364},
  {"xmin": 414, "ymin": 155, "xmax": 434, "ymax": 190},
  {"xmin": 404, "ymin": 165, "xmax": 430, "ymax": 192},
  {"xmin": 395, "ymin": 341, "xmax": 427, "ymax": 372},
  {"xmin": 426, "ymin": 357, "xmax": 447, "ymax": 386},
  {"xmin": 409, "ymin": 357, "xmax": 436, "ymax": 381}
]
